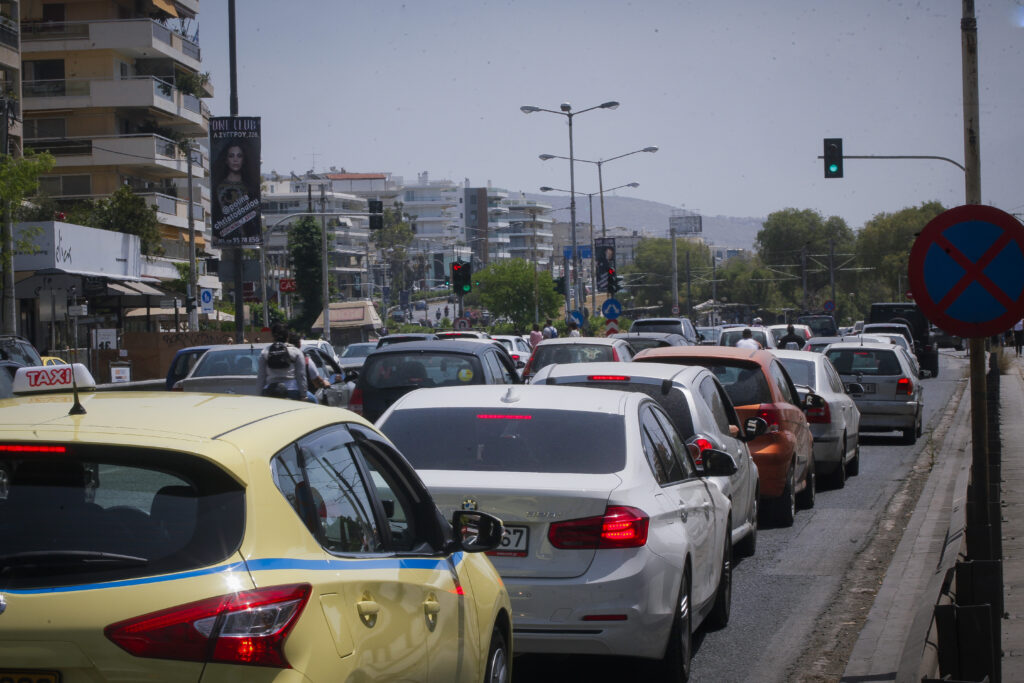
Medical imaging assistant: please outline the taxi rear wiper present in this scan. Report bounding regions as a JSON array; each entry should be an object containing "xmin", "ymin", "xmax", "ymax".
[{"xmin": 0, "ymin": 550, "xmax": 149, "ymax": 570}]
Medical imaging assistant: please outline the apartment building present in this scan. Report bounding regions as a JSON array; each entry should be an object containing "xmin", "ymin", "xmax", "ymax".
[
  {"xmin": 505, "ymin": 192, "xmax": 553, "ymax": 269},
  {"xmin": 20, "ymin": 0, "xmax": 211, "ymax": 268},
  {"xmin": 0, "ymin": 1, "xmax": 20, "ymax": 157}
]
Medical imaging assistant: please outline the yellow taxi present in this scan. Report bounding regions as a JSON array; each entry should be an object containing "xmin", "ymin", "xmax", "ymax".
[
  {"xmin": 39, "ymin": 356, "xmax": 69, "ymax": 366},
  {"xmin": 0, "ymin": 364, "xmax": 511, "ymax": 682}
]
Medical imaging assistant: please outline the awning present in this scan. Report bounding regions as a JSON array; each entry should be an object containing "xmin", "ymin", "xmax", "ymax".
[
  {"xmin": 105, "ymin": 281, "xmax": 167, "ymax": 296},
  {"xmin": 150, "ymin": 0, "xmax": 178, "ymax": 17},
  {"xmin": 311, "ymin": 301, "xmax": 383, "ymax": 331}
]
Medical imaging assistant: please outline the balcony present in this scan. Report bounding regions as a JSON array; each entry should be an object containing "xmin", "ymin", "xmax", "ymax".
[
  {"xmin": 27, "ymin": 133, "xmax": 206, "ymax": 177},
  {"xmin": 21, "ymin": 19, "xmax": 201, "ymax": 69},
  {"xmin": 0, "ymin": 15, "xmax": 17, "ymax": 53},
  {"xmin": 138, "ymin": 191, "xmax": 205, "ymax": 230},
  {"xmin": 23, "ymin": 76, "xmax": 207, "ymax": 131}
]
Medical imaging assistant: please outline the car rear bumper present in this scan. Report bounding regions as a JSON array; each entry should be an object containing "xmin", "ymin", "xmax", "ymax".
[
  {"xmin": 506, "ymin": 550, "xmax": 678, "ymax": 659},
  {"xmin": 856, "ymin": 400, "xmax": 917, "ymax": 430}
]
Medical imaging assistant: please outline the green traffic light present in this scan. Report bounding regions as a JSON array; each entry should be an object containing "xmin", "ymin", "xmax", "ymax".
[
  {"xmin": 828, "ymin": 163, "xmax": 839, "ymax": 173},
  {"xmin": 462, "ymin": 284, "xmax": 471, "ymax": 292}
]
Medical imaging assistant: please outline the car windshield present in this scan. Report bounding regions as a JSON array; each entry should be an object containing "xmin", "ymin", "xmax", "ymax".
[
  {"xmin": 341, "ymin": 343, "xmax": 375, "ymax": 358},
  {"xmin": 362, "ymin": 352, "xmax": 483, "ymax": 388},
  {"xmin": 630, "ymin": 320, "xmax": 681, "ymax": 335},
  {"xmin": 0, "ymin": 445, "xmax": 244, "ymax": 590},
  {"xmin": 623, "ymin": 337, "xmax": 669, "ymax": 352},
  {"xmin": 798, "ymin": 317, "xmax": 839, "ymax": 337},
  {"xmin": 531, "ymin": 344, "xmax": 616, "ymax": 373},
  {"xmin": 0, "ymin": 339, "xmax": 42, "ymax": 366},
  {"xmin": 380, "ymin": 407, "xmax": 626, "ymax": 473},
  {"xmin": 778, "ymin": 357, "xmax": 815, "ymax": 387},
  {"xmin": 192, "ymin": 348, "xmax": 262, "ymax": 376},
  {"xmin": 719, "ymin": 329, "xmax": 770, "ymax": 348},
  {"xmin": 675, "ymin": 359, "xmax": 772, "ymax": 407},
  {"xmin": 825, "ymin": 348, "xmax": 903, "ymax": 376}
]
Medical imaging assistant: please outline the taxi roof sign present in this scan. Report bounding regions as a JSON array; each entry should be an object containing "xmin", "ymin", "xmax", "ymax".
[{"xmin": 13, "ymin": 363, "xmax": 96, "ymax": 395}]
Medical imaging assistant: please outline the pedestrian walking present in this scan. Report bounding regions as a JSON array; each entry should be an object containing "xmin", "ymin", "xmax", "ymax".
[
  {"xmin": 1014, "ymin": 318, "xmax": 1023, "ymax": 356},
  {"xmin": 542, "ymin": 319, "xmax": 557, "ymax": 338},
  {"xmin": 778, "ymin": 323, "xmax": 806, "ymax": 350},
  {"xmin": 529, "ymin": 323, "xmax": 543, "ymax": 349},
  {"xmin": 735, "ymin": 328, "xmax": 762, "ymax": 350},
  {"xmin": 568, "ymin": 322, "xmax": 581, "ymax": 337}
]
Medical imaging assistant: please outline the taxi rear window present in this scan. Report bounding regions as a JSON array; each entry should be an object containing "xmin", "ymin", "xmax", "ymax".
[
  {"xmin": 380, "ymin": 407, "xmax": 626, "ymax": 473},
  {"xmin": 531, "ymin": 344, "xmax": 615, "ymax": 371},
  {"xmin": 0, "ymin": 445, "xmax": 243, "ymax": 590},
  {"xmin": 362, "ymin": 352, "xmax": 483, "ymax": 389},
  {"xmin": 193, "ymin": 348, "xmax": 262, "ymax": 376}
]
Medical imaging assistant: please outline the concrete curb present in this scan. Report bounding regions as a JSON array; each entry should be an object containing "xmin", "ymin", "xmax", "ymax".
[{"xmin": 842, "ymin": 372, "xmax": 973, "ymax": 682}]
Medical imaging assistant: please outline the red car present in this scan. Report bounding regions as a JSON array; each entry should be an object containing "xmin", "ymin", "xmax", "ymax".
[{"xmin": 634, "ymin": 346, "xmax": 817, "ymax": 526}]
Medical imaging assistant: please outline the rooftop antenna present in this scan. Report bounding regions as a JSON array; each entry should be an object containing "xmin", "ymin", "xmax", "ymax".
[{"xmin": 64, "ymin": 310, "xmax": 86, "ymax": 415}]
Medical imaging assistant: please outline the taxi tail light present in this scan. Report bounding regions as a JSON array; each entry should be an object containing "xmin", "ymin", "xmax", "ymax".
[
  {"xmin": 688, "ymin": 437, "xmax": 714, "ymax": 467},
  {"xmin": 547, "ymin": 506, "xmax": 649, "ymax": 549},
  {"xmin": 611, "ymin": 348, "xmax": 621, "ymax": 362},
  {"xmin": 105, "ymin": 583, "xmax": 311, "ymax": 668},
  {"xmin": 897, "ymin": 377, "xmax": 913, "ymax": 395},
  {"xmin": 757, "ymin": 406, "xmax": 782, "ymax": 433},
  {"xmin": 805, "ymin": 400, "xmax": 831, "ymax": 424},
  {"xmin": 347, "ymin": 386, "xmax": 364, "ymax": 415}
]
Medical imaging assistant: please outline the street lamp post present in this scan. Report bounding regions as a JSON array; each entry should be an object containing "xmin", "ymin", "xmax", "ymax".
[
  {"xmin": 540, "ymin": 146, "xmax": 657, "ymax": 238},
  {"xmin": 541, "ymin": 181, "xmax": 639, "ymax": 321},
  {"xmin": 522, "ymin": 101, "xmax": 619, "ymax": 322}
]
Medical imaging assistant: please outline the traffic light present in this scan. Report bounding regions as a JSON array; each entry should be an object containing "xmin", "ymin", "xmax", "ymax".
[
  {"xmin": 451, "ymin": 261, "xmax": 472, "ymax": 294},
  {"xmin": 368, "ymin": 199, "xmax": 384, "ymax": 230},
  {"xmin": 553, "ymin": 276, "xmax": 565, "ymax": 295},
  {"xmin": 606, "ymin": 267, "xmax": 620, "ymax": 295},
  {"xmin": 824, "ymin": 138, "xmax": 843, "ymax": 178}
]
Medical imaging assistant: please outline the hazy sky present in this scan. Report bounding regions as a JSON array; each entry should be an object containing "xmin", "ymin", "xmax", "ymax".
[{"xmin": 198, "ymin": 1, "xmax": 1024, "ymax": 229}]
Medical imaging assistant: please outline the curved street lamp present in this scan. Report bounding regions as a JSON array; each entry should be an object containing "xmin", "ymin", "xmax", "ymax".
[
  {"xmin": 540, "ymin": 146, "xmax": 657, "ymax": 239},
  {"xmin": 521, "ymin": 100, "xmax": 619, "ymax": 321}
]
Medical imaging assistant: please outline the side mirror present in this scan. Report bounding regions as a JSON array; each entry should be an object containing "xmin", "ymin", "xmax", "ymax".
[
  {"xmin": 803, "ymin": 393, "xmax": 826, "ymax": 411},
  {"xmin": 344, "ymin": 369, "xmax": 359, "ymax": 383},
  {"xmin": 701, "ymin": 448, "xmax": 739, "ymax": 477},
  {"xmin": 449, "ymin": 510, "xmax": 504, "ymax": 553},
  {"xmin": 845, "ymin": 382, "xmax": 865, "ymax": 395},
  {"xmin": 742, "ymin": 416, "xmax": 768, "ymax": 441}
]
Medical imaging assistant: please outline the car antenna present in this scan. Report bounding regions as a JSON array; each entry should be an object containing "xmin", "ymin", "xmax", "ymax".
[{"xmin": 68, "ymin": 363, "xmax": 87, "ymax": 416}]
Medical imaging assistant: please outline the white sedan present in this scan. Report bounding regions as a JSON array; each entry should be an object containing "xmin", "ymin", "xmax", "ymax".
[
  {"xmin": 377, "ymin": 384, "xmax": 735, "ymax": 679},
  {"xmin": 772, "ymin": 349, "xmax": 862, "ymax": 488}
]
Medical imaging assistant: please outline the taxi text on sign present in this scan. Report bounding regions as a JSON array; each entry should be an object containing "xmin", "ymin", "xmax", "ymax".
[{"xmin": 907, "ymin": 205, "xmax": 1024, "ymax": 339}]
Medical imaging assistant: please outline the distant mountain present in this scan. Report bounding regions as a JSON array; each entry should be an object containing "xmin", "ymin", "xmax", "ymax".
[{"xmin": 522, "ymin": 193, "xmax": 764, "ymax": 250}]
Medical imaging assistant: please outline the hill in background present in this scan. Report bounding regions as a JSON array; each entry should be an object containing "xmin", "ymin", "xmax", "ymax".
[{"xmin": 522, "ymin": 193, "xmax": 765, "ymax": 250}]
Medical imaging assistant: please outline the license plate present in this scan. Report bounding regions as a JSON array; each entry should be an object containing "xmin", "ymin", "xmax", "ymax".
[
  {"xmin": 487, "ymin": 525, "xmax": 529, "ymax": 557},
  {"xmin": 0, "ymin": 672, "xmax": 60, "ymax": 683},
  {"xmin": 849, "ymin": 383, "xmax": 875, "ymax": 393}
]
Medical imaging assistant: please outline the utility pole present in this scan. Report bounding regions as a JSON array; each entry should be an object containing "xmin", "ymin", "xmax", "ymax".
[
  {"xmin": 1, "ymin": 96, "xmax": 14, "ymax": 334},
  {"xmin": 186, "ymin": 141, "xmax": 199, "ymax": 332},
  {"xmin": 801, "ymin": 245, "xmax": 808, "ymax": 312},
  {"xmin": 685, "ymin": 250, "xmax": 691, "ymax": 318},
  {"xmin": 829, "ymin": 237, "xmax": 836, "ymax": 322},
  {"xmin": 671, "ymin": 227, "xmax": 679, "ymax": 315},
  {"xmin": 320, "ymin": 184, "xmax": 330, "ymax": 341}
]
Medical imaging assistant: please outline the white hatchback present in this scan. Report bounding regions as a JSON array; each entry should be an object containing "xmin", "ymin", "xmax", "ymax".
[{"xmin": 377, "ymin": 384, "xmax": 735, "ymax": 679}]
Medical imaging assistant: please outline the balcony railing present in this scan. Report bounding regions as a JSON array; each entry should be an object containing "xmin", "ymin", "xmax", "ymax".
[
  {"xmin": 23, "ymin": 78, "xmax": 89, "ymax": 98},
  {"xmin": 21, "ymin": 18, "xmax": 200, "ymax": 61},
  {"xmin": 0, "ymin": 15, "xmax": 17, "ymax": 49}
]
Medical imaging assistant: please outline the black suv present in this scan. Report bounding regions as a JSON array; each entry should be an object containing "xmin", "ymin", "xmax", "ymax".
[
  {"xmin": 868, "ymin": 302, "xmax": 940, "ymax": 377},
  {"xmin": 629, "ymin": 317, "xmax": 700, "ymax": 344},
  {"xmin": 796, "ymin": 314, "xmax": 839, "ymax": 338}
]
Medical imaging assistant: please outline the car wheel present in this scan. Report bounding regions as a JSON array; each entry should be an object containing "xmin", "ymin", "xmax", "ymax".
[
  {"xmin": 774, "ymin": 469, "xmax": 796, "ymax": 527},
  {"xmin": 901, "ymin": 426, "xmax": 917, "ymax": 445},
  {"xmin": 707, "ymin": 530, "xmax": 732, "ymax": 629},
  {"xmin": 658, "ymin": 568, "xmax": 692, "ymax": 683},
  {"xmin": 830, "ymin": 436, "xmax": 847, "ymax": 489},
  {"xmin": 846, "ymin": 443, "xmax": 860, "ymax": 477},
  {"xmin": 484, "ymin": 626, "xmax": 510, "ymax": 683},
  {"xmin": 736, "ymin": 492, "xmax": 758, "ymax": 557},
  {"xmin": 916, "ymin": 413, "xmax": 923, "ymax": 438},
  {"xmin": 796, "ymin": 460, "xmax": 815, "ymax": 509}
]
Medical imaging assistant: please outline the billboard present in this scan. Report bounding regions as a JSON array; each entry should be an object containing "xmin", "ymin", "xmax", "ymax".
[
  {"xmin": 670, "ymin": 213, "xmax": 702, "ymax": 235},
  {"xmin": 210, "ymin": 116, "xmax": 262, "ymax": 246}
]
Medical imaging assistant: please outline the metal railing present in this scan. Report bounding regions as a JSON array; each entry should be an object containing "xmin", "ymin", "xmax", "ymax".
[{"xmin": 20, "ymin": 18, "xmax": 200, "ymax": 61}]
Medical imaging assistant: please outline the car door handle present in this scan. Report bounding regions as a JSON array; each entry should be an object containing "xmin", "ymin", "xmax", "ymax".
[
  {"xmin": 423, "ymin": 593, "xmax": 441, "ymax": 631},
  {"xmin": 356, "ymin": 598, "xmax": 380, "ymax": 628}
]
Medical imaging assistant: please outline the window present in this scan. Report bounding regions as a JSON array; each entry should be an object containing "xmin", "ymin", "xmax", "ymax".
[
  {"xmin": 640, "ymin": 405, "xmax": 686, "ymax": 484},
  {"xmin": 769, "ymin": 360, "xmax": 798, "ymax": 405},
  {"xmin": 484, "ymin": 350, "xmax": 516, "ymax": 384},
  {"xmin": 24, "ymin": 117, "xmax": 66, "ymax": 140},
  {"xmin": 37, "ymin": 174, "xmax": 91, "ymax": 196},
  {"xmin": 272, "ymin": 426, "xmax": 382, "ymax": 554},
  {"xmin": 651, "ymin": 406, "xmax": 696, "ymax": 478},
  {"xmin": 700, "ymin": 376, "xmax": 733, "ymax": 435}
]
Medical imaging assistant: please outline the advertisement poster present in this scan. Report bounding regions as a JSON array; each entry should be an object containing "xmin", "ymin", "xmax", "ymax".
[
  {"xmin": 595, "ymin": 237, "xmax": 616, "ymax": 291},
  {"xmin": 210, "ymin": 116, "xmax": 262, "ymax": 246}
]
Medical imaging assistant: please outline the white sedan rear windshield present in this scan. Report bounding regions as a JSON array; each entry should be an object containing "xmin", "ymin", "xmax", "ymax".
[{"xmin": 381, "ymin": 408, "xmax": 626, "ymax": 473}]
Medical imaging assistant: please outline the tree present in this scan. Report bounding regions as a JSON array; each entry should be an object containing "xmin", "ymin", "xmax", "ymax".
[
  {"xmin": 473, "ymin": 258, "xmax": 561, "ymax": 331},
  {"xmin": 77, "ymin": 185, "xmax": 163, "ymax": 255},
  {"xmin": 623, "ymin": 237, "xmax": 711, "ymax": 315},
  {"xmin": 756, "ymin": 208, "xmax": 855, "ymax": 310},
  {"xmin": 1, "ymin": 151, "xmax": 56, "ymax": 333},
  {"xmin": 854, "ymin": 201, "xmax": 946, "ymax": 304},
  {"xmin": 288, "ymin": 215, "xmax": 322, "ymax": 332},
  {"xmin": 371, "ymin": 205, "xmax": 414, "ymax": 307}
]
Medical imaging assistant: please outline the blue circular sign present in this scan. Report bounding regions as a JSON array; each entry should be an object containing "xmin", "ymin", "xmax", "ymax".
[
  {"xmin": 908, "ymin": 205, "xmax": 1024, "ymax": 338},
  {"xmin": 601, "ymin": 298, "xmax": 622, "ymax": 320},
  {"xmin": 570, "ymin": 310, "xmax": 584, "ymax": 327}
]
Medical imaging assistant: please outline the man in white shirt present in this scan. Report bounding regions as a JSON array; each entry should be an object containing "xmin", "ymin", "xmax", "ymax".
[{"xmin": 735, "ymin": 328, "xmax": 763, "ymax": 351}]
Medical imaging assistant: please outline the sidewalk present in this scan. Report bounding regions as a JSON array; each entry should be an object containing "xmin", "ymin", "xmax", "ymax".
[{"xmin": 842, "ymin": 353, "xmax": 1024, "ymax": 682}]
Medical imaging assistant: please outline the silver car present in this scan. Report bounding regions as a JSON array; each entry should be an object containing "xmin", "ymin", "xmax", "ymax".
[
  {"xmin": 772, "ymin": 350, "xmax": 862, "ymax": 488},
  {"xmin": 522, "ymin": 337, "xmax": 635, "ymax": 382},
  {"xmin": 377, "ymin": 384, "xmax": 735, "ymax": 678},
  {"xmin": 823, "ymin": 341, "xmax": 924, "ymax": 444},
  {"xmin": 531, "ymin": 361, "xmax": 763, "ymax": 556}
]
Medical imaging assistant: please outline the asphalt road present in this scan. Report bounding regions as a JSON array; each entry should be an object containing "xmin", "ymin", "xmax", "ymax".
[{"xmin": 511, "ymin": 349, "xmax": 967, "ymax": 682}]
